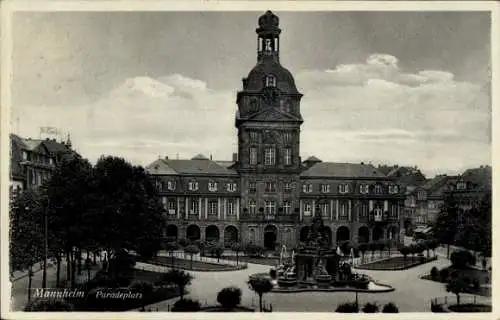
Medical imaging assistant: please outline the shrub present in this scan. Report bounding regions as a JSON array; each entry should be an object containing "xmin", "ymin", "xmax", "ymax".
[
  {"xmin": 216, "ymin": 286, "xmax": 242, "ymax": 310},
  {"xmin": 269, "ymin": 269, "xmax": 277, "ymax": 279},
  {"xmin": 171, "ymin": 298, "xmax": 201, "ymax": 312},
  {"xmin": 130, "ymin": 281, "xmax": 154, "ymax": 296},
  {"xmin": 431, "ymin": 303, "xmax": 446, "ymax": 313},
  {"xmin": 178, "ymin": 238, "xmax": 189, "ymax": 247},
  {"xmin": 430, "ymin": 267, "xmax": 439, "ymax": 280},
  {"xmin": 450, "ymin": 270, "xmax": 459, "ymax": 279},
  {"xmin": 362, "ymin": 302, "xmax": 379, "ymax": 313},
  {"xmin": 335, "ymin": 302, "xmax": 359, "ymax": 313},
  {"xmin": 450, "ymin": 250, "xmax": 476, "ymax": 269},
  {"xmin": 24, "ymin": 299, "xmax": 73, "ymax": 311},
  {"xmin": 439, "ymin": 269, "xmax": 449, "ymax": 282},
  {"xmin": 382, "ymin": 302, "xmax": 399, "ymax": 313}
]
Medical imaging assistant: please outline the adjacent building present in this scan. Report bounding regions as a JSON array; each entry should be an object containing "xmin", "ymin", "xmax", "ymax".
[
  {"xmin": 146, "ymin": 11, "xmax": 406, "ymax": 250},
  {"xmin": 10, "ymin": 133, "xmax": 75, "ymax": 195}
]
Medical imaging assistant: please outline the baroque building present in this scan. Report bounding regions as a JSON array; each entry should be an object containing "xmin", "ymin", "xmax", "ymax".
[{"xmin": 146, "ymin": 11, "xmax": 405, "ymax": 250}]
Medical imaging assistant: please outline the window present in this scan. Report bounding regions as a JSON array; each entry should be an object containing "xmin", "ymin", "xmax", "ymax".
[
  {"xmin": 265, "ymin": 75, "xmax": 276, "ymax": 87},
  {"xmin": 161, "ymin": 197, "xmax": 167, "ymax": 209},
  {"xmin": 283, "ymin": 201, "xmax": 291, "ymax": 214},
  {"xmin": 249, "ymin": 181, "xmax": 257, "ymax": 193},
  {"xmin": 359, "ymin": 202, "xmax": 369, "ymax": 217},
  {"xmin": 390, "ymin": 204, "xmax": 399, "ymax": 217},
  {"xmin": 283, "ymin": 132, "xmax": 292, "ymax": 143},
  {"xmin": 189, "ymin": 198, "xmax": 199, "ymax": 214},
  {"xmin": 155, "ymin": 180, "xmax": 163, "ymax": 191},
  {"xmin": 304, "ymin": 202, "xmax": 312, "ymax": 215},
  {"xmin": 188, "ymin": 181, "xmax": 199, "ymax": 191},
  {"xmin": 374, "ymin": 185, "xmax": 383, "ymax": 194},
  {"xmin": 457, "ymin": 181, "xmax": 467, "ymax": 190},
  {"xmin": 389, "ymin": 185, "xmax": 399, "ymax": 194},
  {"xmin": 321, "ymin": 184, "xmax": 330, "ymax": 193},
  {"xmin": 339, "ymin": 202, "xmax": 349, "ymax": 218},
  {"xmin": 49, "ymin": 158, "xmax": 54, "ymax": 165},
  {"xmin": 302, "ymin": 183, "xmax": 312, "ymax": 193},
  {"xmin": 22, "ymin": 151, "xmax": 28, "ymax": 161},
  {"xmin": 283, "ymin": 148, "xmax": 292, "ymax": 165},
  {"xmin": 227, "ymin": 183, "xmax": 237, "ymax": 192},
  {"xmin": 359, "ymin": 184, "xmax": 369, "ymax": 194},
  {"xmin": 264, "ymin": 38, "xmax": 272, "ymax": 51},
  {"xmin": 208, "ymin": 199, "xmax": 218, "ymax": 215},
  {"xmin": 249, "ymin": 147, "xmax": 258, "ymax": 165},
  {"xmin": 339, "ymin": 184, "xmax": 350, "ymax": 194},
  {"xmin": 265, "ymin": 181, "xmax": 276, "ymax": 193},
  {"xmin": 249, "ymin": 131, "xmax": 259, "ymax": 142},
  {"xmin": 168, "ymin": 199, "xmax": 177, "ymax": 213},
  {"xmin": 284, "ymin": 182, "xmax": 292, "ymax": 193},
  {"xmin": 227, "ymin": 200, "xmax": 235, "ymax": 215},
  {"xmin": 208, "ymin": 181, "xmax": 218, "ymax": 192},
  {"xmin": 264, "ymin": 147, "xmax": 276, "ymax": 165},
  {"xmin": 167, "ymin": 180, "xmax": 176, "ymax": 191},
  {"xmin": 320, "ymin": 203, "xmax": 329, "ymax": 217},
  {"xmin": 265, "ymin": 200, "xmax": 276, "ymax": 215},
  {"xmin": 417, "ymin": 191, "xmax": 426, "ymax": 200},
  {"xmin": 249, "ymin": 200, "xmax": 256, "ymax": 214},
  {"xmin": 373, "ymin": 208, "xmax": 383, "ymax": 221}
]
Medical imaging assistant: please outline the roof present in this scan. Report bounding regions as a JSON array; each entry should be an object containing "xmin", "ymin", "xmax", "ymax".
[
  {"xmin": 420, "ymin": 175, "xmax": 458, "ymax": 196},
  {"xmin": 460, "ymin": 166, "xmax": 492, "ymax": 190},
  {"xmin": 191, "ymin": 154, "xmax": 209, "ymax": 160},
  {"xmin": 301, "ymin": 162, "xmax": 386, "ymax": 179},
  {"xmin": 244, "ymin": 55, "xmax": 300, "ymax": 94},
  {"xmin": 304, "ymin": 156, "xmax": 322, "ymax": 163},
  {"xmin": 146, "ymin": 158, "xmax": 238, "ymax": 176},
  {"xmin": 42, "ymin": 138, "xmax": 72, "ymax": 154}
]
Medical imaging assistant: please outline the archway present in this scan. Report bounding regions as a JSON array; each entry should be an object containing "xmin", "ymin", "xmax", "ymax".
[
  {"xmin": 165, "ymin": 224, "xmax": 178, "ymax": 242},
  {"xmin": 299, "ymin": 226, "xmax": 310, "ymax": 243},
  {"xmin": 264, "ymin": 225, "xmax": 278, "ymax": 251},
  {"xmin": 358, "ymin": 226, "xmax": 369, "ymax": 243},
  {"xmin": 224, "ymin": 225, "xmax": 239, "ymax": 246},
  {"xmin": 205, "ymin": 225, "xmax": 220, "ymax": 244},
  {"xmin": 372, "ymin": 226, "xmax": 384, "ymax": 242},
  {"xmin": 321, "ymin": 226, "xmax": 332, "ymax": 247},
  {"xmin": 186, "ymin": 224, "xmax": 201, "ymax": 242},
  {"xmin": 336, "ymin": 226, "xmax": 350, "ymax": 245}
]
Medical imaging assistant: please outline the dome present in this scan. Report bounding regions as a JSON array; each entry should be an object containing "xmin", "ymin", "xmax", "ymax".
[
  {"xmin": 258, "ymin": 11, "xmax": 279, "ymax": 29},
  {"xmin": 245, "ymin": 56, "xmax": 299, "ymax": 93}
]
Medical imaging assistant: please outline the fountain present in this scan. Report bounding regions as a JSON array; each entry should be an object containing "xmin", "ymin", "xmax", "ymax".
[{"xmin": 248, "ymin": 207, "xmax": 394, "ymax": 293}]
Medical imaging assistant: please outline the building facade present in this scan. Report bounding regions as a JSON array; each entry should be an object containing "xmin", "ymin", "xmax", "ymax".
[{"xmin": 146, "ymin": 11, "xmax": 405, "ymax": 250}]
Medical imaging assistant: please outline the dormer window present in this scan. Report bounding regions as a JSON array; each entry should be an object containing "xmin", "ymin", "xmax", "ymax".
[
  {"xmin": 360, "ymin": 184, "xmax": 369, "ymax": 194},
  {"xmin": 374, "ymin": 185, "xmax": 383, "ymax": 194},
  {"xmin": 155, "ymin": 180, "xmax": 163, "ymax": 191},
  {"xmin": 388, "ymin": 185, "xmax": 399, "ymax": 194},
  {"xmin": 188, "ymin": 181, "xmax": 199, "ymax": 191},
  {"xmin": 302, "ymin": 183, "xmax": 312, "ymax": 193},
  {"xmin": 339, "ymin": 184, "xmax": 350, "ymax": 194},
  {"xmin": 321, "ymin": 184, "xmax": 330, "ymax": 193},
  {"xmin": 167, "ymin": 180, "xmax": 176, "ymax": 191},
  {"xmin": 208, "ymin": 181, "xmax": 218, "ymax": 192},
  {"xmin": 265, "ymin": 75, "xmax": 276, "ymax": 87},
  {"xmin": 227, "ymin": 182, "xmax": 237, "ymax": 192},
  {"xmin": 456, "ymin": 181, "xmax": 467, "ymax": 190}
]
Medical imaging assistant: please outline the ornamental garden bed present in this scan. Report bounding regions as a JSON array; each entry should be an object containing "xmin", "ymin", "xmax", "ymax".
[
  {"xmin": 221, "ymin": 255, "xmax": 278, "ymax": 266},
  {"xmin": 422, "ymin": 266, "xmax": 491, "ymax": 297},
  {"xmin": 447, "ymin": 303, "xmax": 492, "ymax": 312},
  {"xmin": 356, "ymin": 256, "xmax": 437, "ymax": 270},
  {"xmin": 143, "ymin": 256, "xmax": 246, "ymax": 271}
]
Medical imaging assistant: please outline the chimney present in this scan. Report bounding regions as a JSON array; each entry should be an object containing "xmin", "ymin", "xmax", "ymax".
[
  {"xmin": 210, "ymin": 154, "xmax": 213, "ymax": 160},
  {"xmin": 361, "ymin": 162, "xmax": 364, "ymax": 165},
  {"xmin": 165, "ymin": 156, "xmax": 168, "ymax": 160},
  {"xmin": 232, "ymin": 152, "xmax": 238, "ymax": 162}
]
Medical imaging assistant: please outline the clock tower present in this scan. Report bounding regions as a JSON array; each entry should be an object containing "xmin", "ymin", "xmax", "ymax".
[{"xmin": 236, "ymin": 11, "xmax": 303, "ymax": 248}]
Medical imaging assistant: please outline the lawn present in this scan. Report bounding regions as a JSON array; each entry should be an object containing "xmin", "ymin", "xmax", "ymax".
[
  {"xmin": 422, "ymin": 266, "xmax": 491, "ymax": 297},
  {"xmin": 144, "ymin": 256, "xmax": 245, "ymax": 271},
  {"xmin": 356, "ymin": 256, "xmax": 437, "ymax": 270},
  {"xmin": 221, "ymin": 255, "xmax": 279, "ymax": 267}
]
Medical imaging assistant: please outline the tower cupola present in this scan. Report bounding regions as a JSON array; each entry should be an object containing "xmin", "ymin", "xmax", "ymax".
[{"xmin": 256, "ymin": 10, "xmax": 281, "ymax": 63}]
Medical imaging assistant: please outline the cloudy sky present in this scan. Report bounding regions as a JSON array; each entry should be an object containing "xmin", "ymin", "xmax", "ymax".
[{"xmin": 10, "ymin": 10, "xmax": 491, "ymax": 177}]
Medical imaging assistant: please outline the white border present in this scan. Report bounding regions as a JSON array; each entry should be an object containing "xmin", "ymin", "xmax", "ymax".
[{"xmin": 1, "ymin": 1, "xmax": 498, "ymax": 320}]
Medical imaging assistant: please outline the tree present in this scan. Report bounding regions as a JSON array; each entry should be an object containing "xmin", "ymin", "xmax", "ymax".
[
  {"xmin": 164, "ymin": 241, "xmax": 179, "ymax": 268},
  {"xmin": 335, "ymin": 302, "xmax": 359, "ymax": 313},
  {"xmin": 184, "ymin": 245, "xmax": 200, "ymax": 269},
  {"xmin": 382, "ymin": 302, "xmax": 399, "ymax": 313},
  {"xmin": 450, "ymin": 250, "xmax": 476, "ymax": 269},
  {"xmin": 217, "ymin": 286, "xmax": 242, "ymax": 310},
  {"xmin": 428, "ymin": 239, "xmax": 439, "ymax": 257},
  {"xmin": 433, "ymin": 193, "xmax": 459, "ymax": 258},
  {"xmin": 430, "ymin": 267, "xmax": 439, "ymax": 281},
  {"xmin": 399, "ymin": 246, "xmax": 410, "ymax": 260},
  {"xmin": 208, "ymin": 244, "xmax": 224, "ymax": 262},
  {"xmin": 362, "ymin": 302, "xmax": 379, "ymax": 313},
  {"xmin": 171, "ymin": 298, "xmax": 201, "ymax": 312},
  {"xmin": 160, "ymin": 269, "xmax": 193, "ymax": 300},
  {"xmin": 446, "ymin": 277, "xmax": 468, "ymax": 305},
  {"xmin": 247, "ymin": 277, "xmax": 273, "ymax": 312},
  {"xmin": 231, "ymin": 243, "xmax": 243, "ymax": 265}
]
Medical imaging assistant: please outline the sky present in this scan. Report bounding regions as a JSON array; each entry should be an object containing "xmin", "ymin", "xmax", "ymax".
[{"xmin": 10, "ymin": 10, "xmax": 492, "ymax": 177}]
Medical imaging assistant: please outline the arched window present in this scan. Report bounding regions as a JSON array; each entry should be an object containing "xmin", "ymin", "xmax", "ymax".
[{"xmin": 265, "ymin": 75, "xmax": 276, "ymax": 87}]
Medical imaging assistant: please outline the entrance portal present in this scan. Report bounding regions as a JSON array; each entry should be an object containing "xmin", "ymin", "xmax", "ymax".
[{"xmin": 264, "ymin": 225, "xmax": 278, "ymax": 251}]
